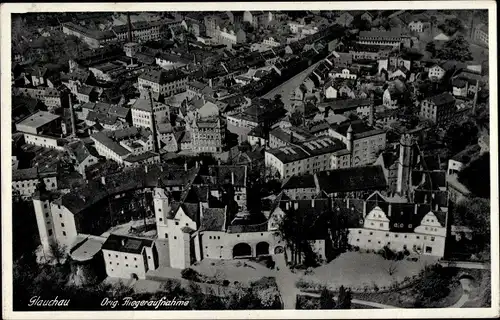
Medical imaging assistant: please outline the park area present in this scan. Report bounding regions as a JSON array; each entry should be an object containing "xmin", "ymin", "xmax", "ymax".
[{"xmin": 298, "ymin": 252, "xmax": 439, "ymax": 291}]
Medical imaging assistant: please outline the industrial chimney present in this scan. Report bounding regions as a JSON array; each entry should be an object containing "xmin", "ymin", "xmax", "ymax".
[
  {"xmin": 127, "ymin": 12, "xmax": 133, "ymax": 43},
  {"xmin": 69, "ymin": 95, "xmax": 77, "ymax": 137}
]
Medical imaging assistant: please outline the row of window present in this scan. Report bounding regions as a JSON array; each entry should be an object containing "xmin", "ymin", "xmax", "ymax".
[{"xmin": 359, "ymin": 229, "xmax": 436, "ymax": 241}]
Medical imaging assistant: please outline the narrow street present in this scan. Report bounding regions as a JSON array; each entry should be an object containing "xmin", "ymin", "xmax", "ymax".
[{"xmin": 273, "ymin": 254, "xmax": 301, "ymax": 309}]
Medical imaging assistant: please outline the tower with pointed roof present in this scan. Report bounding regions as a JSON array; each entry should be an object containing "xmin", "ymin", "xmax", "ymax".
[
  {"xmin": 153, "ymin": 177, "xmax": 170, "ymax": 228},
  {"xmin": 346, "ymin": 124, "xmax": 353, "ymax": 152}
]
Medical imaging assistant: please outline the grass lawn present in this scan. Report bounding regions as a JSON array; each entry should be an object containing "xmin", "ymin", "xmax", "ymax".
[
  {"xmin": 191, "ymin": 258, "xmax": 275, "ymax": 286},
  {"xmin": 303, "ymin": 252, "xmax": 438, "ymax": 290}
]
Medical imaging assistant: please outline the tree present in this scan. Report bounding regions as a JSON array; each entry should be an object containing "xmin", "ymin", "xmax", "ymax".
[
  {"xmin": 290, "ymin": 110, "xmax": 304, "ymax": 126},
  {"xmin": 426, "ymin": 41, "xmax": 436, "ymax": 57},
  {"xmin": 435, "ymin": 35, "xmax": 473, "ymax": 62},
  {"xmin": 386, "ymin": 261, "xmax": 399, "ymax": 276},
  {"xmin": 336, "ymin": 285, "xmax": 352, "ymax": 309},
  {"xmin": 181, "ymin": 268, "xmax": 200, "ymax": 281},
  {"xmin": 319, "ymin": 287, "xmax": 336, "ymax": 309},
  {"xmin": 438, "ymin": 18, "xmax": 464, "ymax": 36},
  {"xmin": 444, "ymin": 120, "xmax": 479, "ymax": 155},
  {"xmin": 49, "ymin": 242, "xmax": 68, "ymax": 265},
  {"xmin": 458, "ymin": 152, "xmax": 490, "ymax": 198},
  {"xmin": 413, "ymin": 264, "xmax": 453, "ymax": 307}
]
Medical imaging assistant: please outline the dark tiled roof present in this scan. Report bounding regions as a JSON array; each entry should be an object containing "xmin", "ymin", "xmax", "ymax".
[
  {"xmin": 101, "ymin": 234, "xmax": 153, "ymax": 254},
  {"xmin": 316, "ymin": 165, "xmax": 387, "ymax": 194},
  {"xmin": 318, "ymin": 98, "xmax": 371, "ymax": 112},
  {"xmin": 12, "ymin": 167, "xmax": 57, "ymax": 181},
  {"xmin": 140, "ymin": 68, "xmax": 187, "ymax": 85},
  {"xmin": 266, "ymin": 136, "xmax": 346, "ymax": 164},
  {"xmin": 208, "ymin": 165, "xmax": 247, "ymax": 188},
  {"xmin": 426, "ymin": 92, "xmax": 455, "ymax": 106},
  {"xmin": 330, "ymin": 119, "xmax": 384, "ymax": 139},
  {"xmin": 199, "ymin": 207, "xmax": 226, "ymax": 232},
  {"xmin": 282, "ymin": 174, "xmax": 316, "ymax": 190}
]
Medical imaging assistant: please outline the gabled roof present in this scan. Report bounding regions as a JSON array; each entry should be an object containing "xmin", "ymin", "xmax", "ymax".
[
  {"xmin": 316, "ymin": 165, "xmax": 387, "ymax": 194},
  {"xmin": 102, "ymin": 234, "xmax": 153, "ymax": 254},
  {"xmin": 426, "ymin": 92, "xmax": 455, "ymax": 106}
]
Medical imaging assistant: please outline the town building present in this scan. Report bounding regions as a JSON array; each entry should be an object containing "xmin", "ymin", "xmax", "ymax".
[
  {"xmin": 91, "ymin": 127, "xmax": 160, "ymax": 166},
  {"xmin": 102, "ymin": 234, "xmax": 159, "ymax": 280},
  {"xmin": 265, "ymin": 135, "xmax": 349, "ymax": 179},
  {"xmin": 357, "ymin": 30, "xmax": 402, "ymax": 48},
  {"xmin": 328, "ymin": 119, "xmax": 387, "ymax": 166},
  {"xmin": 420, "ymin": 92, "xmax": 456, "ymax": 125},
  {"xmin": 131, "ymin": 97, "xmax": 169, "ymax": 129},
  {"xmin": 62, "ymin": 22, "xmax": 116, "ymax": 48},
  {"xmin": 137, "ymin": 69, "xmax": 188, "ymax": 100},
  {"xmin": 13, "ymin": 168, "xmax": 58, "ymax": 198},
  {"xmin": 473, "ymin": 23, "xmax": 488, "ymax": 46},
  {"xmin": 337, "ymin": 192, "xmax": 448, "ymax": 258},
  {"xmin": 190, "ymin": 101, "xmax": 225, "ymax": 153}
]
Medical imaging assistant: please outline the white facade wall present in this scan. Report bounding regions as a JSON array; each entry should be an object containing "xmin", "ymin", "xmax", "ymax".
[
  {"xmin": 348, "ymin": 208, "xmax": 446, "ymax": 257},
  {"xmin": 103, "ymin": 249, "xmax": 148, "ymax": 279},
  {"xmin": 447, "ymin": 159, "xmax": 464, "ymax": 175},
  {"xmin": 429, "ymin": 66, "xmax": 445, "ymax": 80},
  {"xmin": 24, "ymin": 133, "xmax": 65, "ymax": 151},
  {"xmin": 13, "ymin": 176, "xmax": 57, "ymax": 197}
]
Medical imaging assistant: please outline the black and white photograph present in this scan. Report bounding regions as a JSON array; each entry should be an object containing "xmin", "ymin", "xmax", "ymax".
[{"xmin": 1, "ymin": 2, "xmax": 498, "ymax": 319}]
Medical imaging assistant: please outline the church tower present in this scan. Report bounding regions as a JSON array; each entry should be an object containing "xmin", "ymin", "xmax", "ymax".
[
  {"xmin": 153, "ymin": 177, "xmax": 170, "ymax": 231},
  {"xmin": 153, "ymin": 177, "xmax": 171, "ymax": 268},
  {"xmin": 32, "ymin": 176, "xmax": 54, "ymax": 259}
]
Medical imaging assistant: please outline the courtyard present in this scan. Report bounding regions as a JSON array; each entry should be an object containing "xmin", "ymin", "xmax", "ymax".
[
  {"xmin": 191, "ymin": 258, "xmax": 276, "ymax": 286},
  {"xmin": 301, "ymin": 252, "xmax": 439, "ymax": 290}
]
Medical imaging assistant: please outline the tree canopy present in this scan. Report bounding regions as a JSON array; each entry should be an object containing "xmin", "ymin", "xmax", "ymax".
[{"xmin": 435, "ymin": 35, "xmax": 473, "ymax": 62}]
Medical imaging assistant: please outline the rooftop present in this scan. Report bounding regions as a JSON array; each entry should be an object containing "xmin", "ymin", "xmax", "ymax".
[
  {"xmin": 16, "ymin": 111, "xmax": 60, "ymax": 130},
  {"xmin": 316, "ymin": 165, "xmax": 387, "ymax": 194},
  {"xmin": 266, "ymin": 135, "xmax": 346, "ymax": 164},
  {"xmin": 139, "ymin": 69, "xmax": 187, "ymax": 85},
  {"xmin": 426, "ymin": 92, "xmax": 456, "ymax": 106},
  {"xmin": 101, "ymin": 234, "xmax": 154, "ymax": 254}
]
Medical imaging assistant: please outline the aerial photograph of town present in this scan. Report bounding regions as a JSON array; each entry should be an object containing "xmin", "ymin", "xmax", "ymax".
[{"xmin": 7, "ymin": 7, "xmax": 492, "ymax": 313}]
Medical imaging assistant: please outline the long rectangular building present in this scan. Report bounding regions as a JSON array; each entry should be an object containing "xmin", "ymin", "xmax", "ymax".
[{"xmin": 265, "ymin": 135, "xmax": 350, "ymax": 179}]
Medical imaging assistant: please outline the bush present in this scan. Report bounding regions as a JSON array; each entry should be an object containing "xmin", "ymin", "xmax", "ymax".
[
  {"xmin": 181, "ymin": 268, "xmax": 200, "ymax": 282},
  {"xmin": 222, "ymin": 280, "xmax": 230, "ymax": 286}
]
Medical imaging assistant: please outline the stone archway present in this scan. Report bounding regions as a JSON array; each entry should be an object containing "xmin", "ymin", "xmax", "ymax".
[
  {"xmin": 233, "ymin": 243, "xmax": 252, "ymax": 258},
  {"xmin": 274, "ymin": 246, "xmax": 284, "ymax": 254},
  {"xmin": 256, "ymin": 242, "xmax": 270, "ymax": 256}
]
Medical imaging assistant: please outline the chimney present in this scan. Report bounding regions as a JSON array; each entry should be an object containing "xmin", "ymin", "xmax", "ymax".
[
  {"xmin": 290, "ymin": 130, "xmax": 294, "ymax": 143},
  {"xmin": 324, "ymin": 107, "xmax": 330, "ymax": 118},
  {"xmin": 127, "ymin": 12, "xmax": 133, "ymax": 43},
  {"xmin": 368, "ymin": 100, "xmax": 374, "ymax": 127},
  {"xmin": 346, "ymin": 125, "xmax": 353, "ymax": 152},
  {"xmin": 231, "ymin": 172, "xmax": 235, "ymax": 185},
  {"xmin": 69, "ymin": 95, "xmax": 77, "ymax": 137}
]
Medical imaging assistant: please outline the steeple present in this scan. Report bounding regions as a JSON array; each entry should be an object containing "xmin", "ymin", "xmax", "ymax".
[
  {"xmin": 346, "ymin": 124, "xmax": 353, "ymax": 152},
  {"xmin": 156, "ymin": 176, "xmax": 166, "ymax": 189},
  {"xmin": 33, "ymin": 168, "xmax": 50, "ymax": 201}
]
